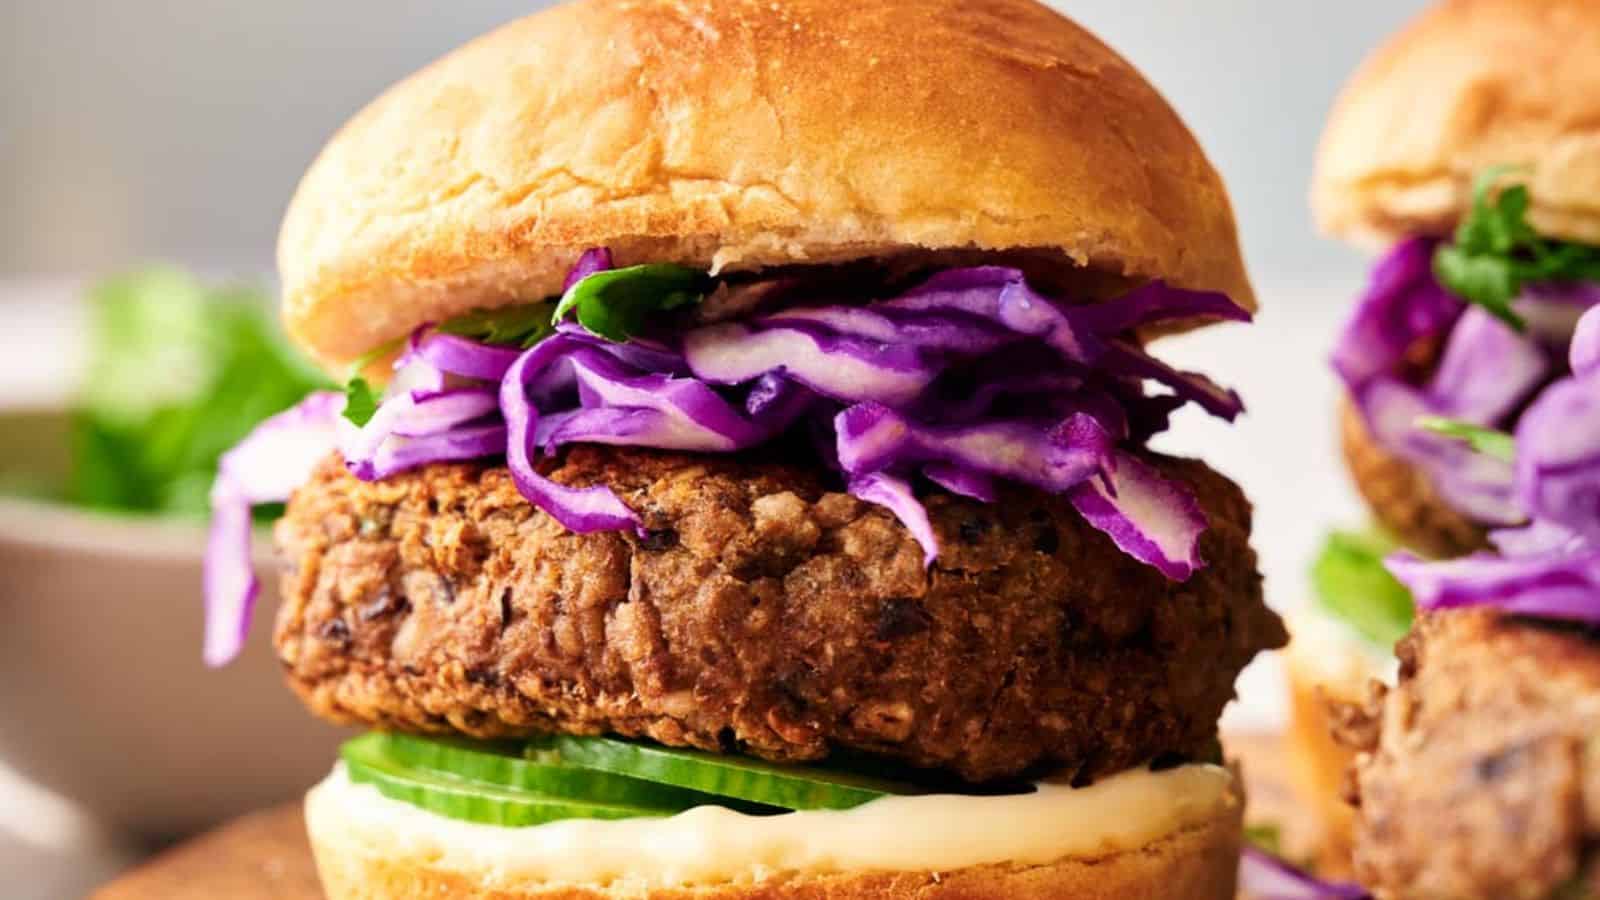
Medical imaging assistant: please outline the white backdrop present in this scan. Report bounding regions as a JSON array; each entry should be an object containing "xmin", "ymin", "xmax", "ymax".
[{"xmin": 3, "ymin": 0, "xmax": 1428, "ymax": 283}]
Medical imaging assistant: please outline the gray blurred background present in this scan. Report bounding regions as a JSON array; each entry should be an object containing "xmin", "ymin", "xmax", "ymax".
[{"xmin": 2, "ymin": 0, "xmax": 1429, "ymax": 283}]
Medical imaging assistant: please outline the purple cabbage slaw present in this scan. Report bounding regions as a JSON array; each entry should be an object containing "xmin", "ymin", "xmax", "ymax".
[
  {"xmin": 1336, "ymin": 240, "xmax": 1600, "ymax": 624},
  {"xmin": 1238, "ymin": 847, "xmax": 1370, "ymax": 900},
  {"xmin": 1387, "ymin": 314, "xmax": 1600, "ymax": 625},
  {"xmin": 202, "ymin": 392, "xmax": 345, "ymax": 667},
  {"xmin": 202, "ymin": 251, "xmax": 1251, "ymax": 664},
  {"xmin": 1336, "ymin": 237, "xmax": 1600, "ymax": 525}
]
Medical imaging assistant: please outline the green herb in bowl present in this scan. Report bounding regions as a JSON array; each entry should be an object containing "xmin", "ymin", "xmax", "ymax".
[{"xmin": 66, "ymin": 267, "xmax": 331, "ymax": 517}]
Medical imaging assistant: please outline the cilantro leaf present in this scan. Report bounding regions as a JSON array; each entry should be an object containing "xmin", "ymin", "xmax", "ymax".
[
  {"xmin": 1416, "ymin": 415, "xmax": 1515, "ymax": 462},
  {"xmin": 438, "ymin": 301, "xmax": 557, "ymax": 349},
  {"xmin": 552, "ymin": 264, "xmax": 708, "ymax": 342},
  {"xmin": 1434, "ymin": 167, "xmax": 1600, "ymax": 329},
  {"xmin": 342, "ymin": 377, "xmax": 381, "ymax": 427},
  {"xmin": 1434, "ymin": 244, "xmax": 1522, "ymax": 327},
  {"xmin": 1311, "ymin": 530, "xmax": 1414, "ymax": 649}
]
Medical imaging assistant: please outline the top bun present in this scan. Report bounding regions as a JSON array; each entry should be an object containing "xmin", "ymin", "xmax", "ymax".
[
  {"xmin": 278, "ymin": 0, "xmax": 1253, "ymax": 371},
  {"xmin": 1313, "ymin": 0, "xmax": 1600, "ymax": 250}
]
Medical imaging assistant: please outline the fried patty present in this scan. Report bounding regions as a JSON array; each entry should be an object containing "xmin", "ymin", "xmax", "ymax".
[
  {"xmin": 1339, "ymin": 399, "xmax": 1486, "ymax": 559},
  {"xmin": 1334, "ymin": 609, "xmax": 1600, "ymax": 900},
  {"xmin": 273, "ymin": 445, "xmax": 1283, "ymax": 783}
]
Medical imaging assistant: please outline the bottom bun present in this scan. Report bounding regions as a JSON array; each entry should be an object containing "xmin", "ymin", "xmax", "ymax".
[
  {"xmin": 1285, "ymin": 664, "xmax": 1359, "ymax": 874},
  {"xmin": 1284, "ymin": 612, "xmax": 1393, "ymax": 875},
  {"xmin": 307, "ymin": 764, "xmax": 1244, "ymax": 900}
]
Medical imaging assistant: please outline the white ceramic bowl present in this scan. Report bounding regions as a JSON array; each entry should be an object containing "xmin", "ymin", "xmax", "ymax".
[{"xmin": 0, "ymin": 409, "xmax": 345, "ymax": 843}]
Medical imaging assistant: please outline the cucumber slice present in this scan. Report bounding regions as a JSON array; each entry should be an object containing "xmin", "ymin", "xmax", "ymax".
[
  {"xmin": 341, "ymin": 734, "xmax": 677, "ymax": 827},
  {"xmin": 545, "ymin": 735, "xmax": 925, "ymax": 811},
  {"xmin": 371, "ymin": 732, "xmax": 718, "ymax": 809}
]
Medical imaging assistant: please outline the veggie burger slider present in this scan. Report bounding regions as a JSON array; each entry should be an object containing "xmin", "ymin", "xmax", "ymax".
[
  {"xmin": 207, "ymin": 1, "xmax": 1285, "ymax": 897},
  {"xmin": 1299, "ymin": 0, "xmax": 1600, "ymax": 895}
]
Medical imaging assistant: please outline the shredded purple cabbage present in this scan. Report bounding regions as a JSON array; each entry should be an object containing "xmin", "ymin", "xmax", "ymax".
[
  {"xmin": 1331, "ymin": 237, "xmax": 1464, "ymax": 390},
  {"xmin": 202, "ymin": 253, "xmax": 1253, "ymax": 664},
  {"xmin": 848, "ymin": 472, "xmax": 939, "ymax": 566},
  {"xmin": 1238, "ymin": 847, "xmax": 1370, "ymax": 900},
  {"xmin": 1424, "ymin": 308, "xmax": 1548, "ymax": 423},
  {"xmin": 1571, "ymin": 304, "xmax": 1600, "ymax": 376},
  {"xmin": 1395, "ymin": 360, "xmax": 1600, "ymax": 625},
  {"xmin": 563, "ymin": 247, "xmax": 614, "ymax": 290},
  {"xmin": 1068, "ymin": 450, "xmax": 1209, "ymax": 581},
  {"xmin": 203, "ymin": 392, "xmax": 344, "ymax": 666},
  {"xmin": 1337, "ymin": 243, "xmax": 1600, "ymax": 531}
]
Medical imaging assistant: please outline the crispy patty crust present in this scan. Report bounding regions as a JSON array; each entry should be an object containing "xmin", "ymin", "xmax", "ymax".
[
  {"xmin": 1335, "ymin": 610, "xmax": 1600, "ymax": 900},
  {"xmin": 274, "ymin": 446, "xmax": 1283, "ymax": 783}
]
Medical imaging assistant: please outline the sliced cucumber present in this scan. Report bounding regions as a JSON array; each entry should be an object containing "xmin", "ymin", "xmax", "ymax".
[
  {"xmin": 370, "ymin": 732, "xmax": 719, "ymax": 809},
  {"xmin": 545, "ymin": 735, "xmax": 925, "ymax": 811},
  {"xmin": 341, "ymin": 734, "xmax": 679, "ymax": 827}
]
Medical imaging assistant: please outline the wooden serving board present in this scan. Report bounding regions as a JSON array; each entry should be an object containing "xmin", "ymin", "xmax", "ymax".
[
  {"xmin": 91, "ymin": 803, "xmax": 321, "ymax": 900},
  {"xmin": 93, "ymin": 734, "xmax": 1308, "ymax": 899}
]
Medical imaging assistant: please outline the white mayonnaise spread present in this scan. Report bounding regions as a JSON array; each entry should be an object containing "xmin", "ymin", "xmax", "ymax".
[{"xmin": 307, "ymin": 761, "xmax": 1235, "ymax": 888}]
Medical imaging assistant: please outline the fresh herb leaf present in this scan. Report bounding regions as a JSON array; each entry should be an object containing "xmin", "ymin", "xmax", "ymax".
[
  {"xmin": 1416, "ymin": 415, "xmax": 1516, "ymax": 462},
  {"xmin": 342, "ymin": 377, "xmax": 381, "ymax": 427},
  {"xmin": 1434, "ymin": 167, "xmax": 1600, "ymax": 329},
  {"xmin": 552, "ymin": 264, "xmax": 708, "ymax": 342},
  {"xmin": 336, "ymin": 335, "xmax": 409, "ymax": 427},
  {"xmin": 1311, "ymin": 530, "xmax": 1414, "ymax": 649},
  {"xmin": 431, "ymin": 265, "xmax": 708, "ymax": 349},
  {"xmin": 68, "ymin": 267, "xmax": 331, "ymax": 518},
  {"xmin": 1433, "ymin": 245, "xmax": 1522, "ymax": 326},
  {"xmin": 438, "ymin": 301, "xmax": 557, "ymax": 349}
]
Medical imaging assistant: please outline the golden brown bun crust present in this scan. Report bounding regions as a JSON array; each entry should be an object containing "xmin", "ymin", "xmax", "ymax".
[
  {"xmin": 1339, "ymin": 399, "xmax": 1485, "ymax": 558},
  {"xmin": 308, "ymin": 803, "xmax": 1242, "ymax": 900},
  {"xmin": 279, "ymin": 0, "xmax": 1254, "ymax": 371},
  {"xmin": 1284, "ymin": 655, "xmax": 1364, "ymax": 876},
  {"xmin": 1313, "ymin": 0, "xmax": 1600, "ymax": 249}
]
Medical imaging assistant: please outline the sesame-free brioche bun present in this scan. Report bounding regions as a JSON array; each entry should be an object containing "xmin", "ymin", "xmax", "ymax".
[
  {"xmin": 1282, "ymin": 611, "xmax": 1393, "ymax": 875},
  {"xmin": 1285, "ymin": 656, "xmax": 1360, "ymax": 874},
  {"xmin": 1313, "ymin": 0, "xmax": 1600, "ymax": 249},
  {"xmin": 305, "ymin": 769, "xmax": 1245, "ymax": 900},
  {"xmin": 278, "ymin": 0, "xmax": 1255, "ymax": 372}
]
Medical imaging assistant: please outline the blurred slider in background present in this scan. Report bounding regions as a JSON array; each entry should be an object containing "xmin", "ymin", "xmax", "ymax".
[
  {"xmin": 1282, "ymin": 0, "xmax": 1600, "ymax": 896},
  {"xmin": 0, "ymin": 269, "xmax": 344, "ymax": 845}
]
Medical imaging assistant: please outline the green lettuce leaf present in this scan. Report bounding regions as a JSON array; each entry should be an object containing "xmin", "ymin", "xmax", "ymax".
[{"xmin": 1310, "ymin": 529, "xmax": 1414, "ymax": 649}]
